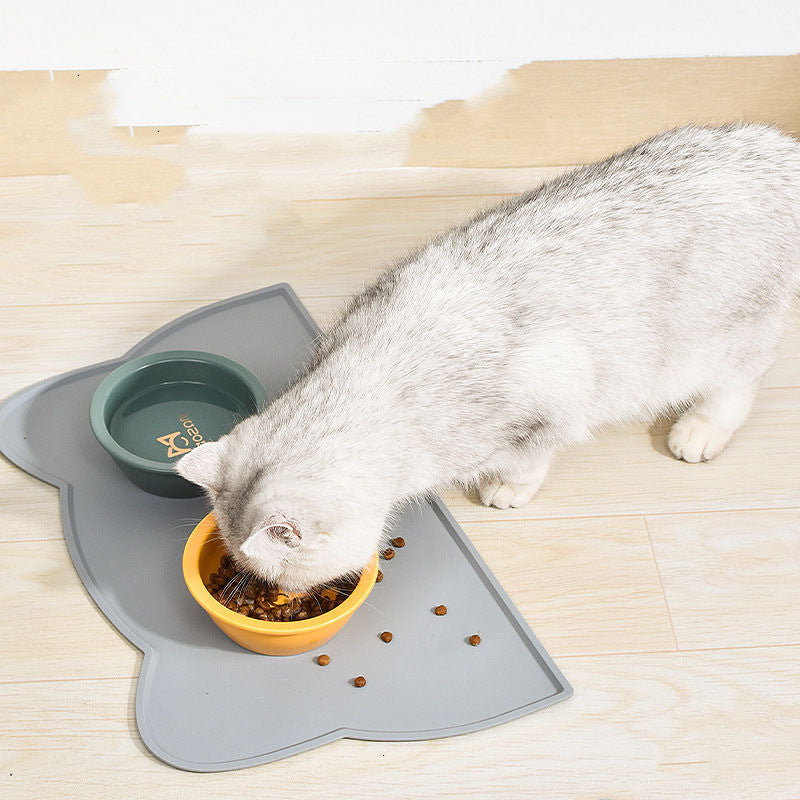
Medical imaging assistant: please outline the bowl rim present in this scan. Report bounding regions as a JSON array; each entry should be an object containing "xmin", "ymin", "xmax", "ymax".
[
  {"xmin": 89, "ymin": 349, "xmax": 268, "ymax": 475},
  {"xmin": 183, "ymin": 512, "xmax": 379, "ymax": 635}
]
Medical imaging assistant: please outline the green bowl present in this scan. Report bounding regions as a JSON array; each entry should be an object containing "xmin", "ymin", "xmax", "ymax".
[{"xmin": 90, "ymin": 350, "xmax": 267, "ymax": 498}]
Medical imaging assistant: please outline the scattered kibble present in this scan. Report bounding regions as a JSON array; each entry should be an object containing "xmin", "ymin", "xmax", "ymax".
[
  {"xmin": 434, "ymin": 605, "xmax": 447, "ymax": 616},
  {"xmin": 205, "ymin": 550, "xmax": 361, "ymax": 622},
  {"xmin": 317, "ymin": 654, "xmax": 331, "ymax": 666},
  {"xmin": 382, "ymin": 548, "xmax": 395, "ymax": 560},
  {"xmin": 376, "ymin": 570, "xmax": 383, "ymax": 583},
  {"xmin": 380, "ymin": 631, "xmax": 393, "ymax": 643},
  {"xmin": 354, "ymin": 676, "xmax": 366, "ymax": 688},
  {"xmin": 390, "ymin": 537, "xmax": 405, "ymax": 548},
  {"xmin": 469, "ymin": 634, "xmax": 481, "ymax": 646}
]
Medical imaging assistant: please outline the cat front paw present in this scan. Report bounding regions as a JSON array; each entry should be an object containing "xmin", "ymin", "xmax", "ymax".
[
  {"xmin": 668, "ymin": 413, "xmax": 734, "ymax": 463},
  {"xmin": 479, "ymin": 479, "xmax": 540, "ymax": 510}
]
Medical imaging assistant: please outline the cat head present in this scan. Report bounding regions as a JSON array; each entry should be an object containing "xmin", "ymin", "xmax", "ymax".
[{"xmin": 175, "ymin": 420, "xmax": 385, "ymax": 593}]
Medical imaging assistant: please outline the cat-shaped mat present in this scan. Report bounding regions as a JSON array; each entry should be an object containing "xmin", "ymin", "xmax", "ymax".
[{"xmin": 0, "ymin": 284, "xmax": 572, "ymax": 772}]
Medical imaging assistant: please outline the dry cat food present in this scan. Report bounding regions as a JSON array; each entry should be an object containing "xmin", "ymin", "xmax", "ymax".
[
  {"xmin": 390, "ymin": 536, "xmax": 405, "ymax": 548},
  {"xmin": 379, "ymin": 631, "xmax": 393, "ymax": 643},
  {"xmin": 469, "ymin": 634, "xmax": 481, "ymax": 646},
  {"xmin": 381, "ymin": 548, "xmax": 395, "ymax": 560},
  {"xmin": 317, "ymin": 654, "xmax": 331, "ymax": 666},
  {"xmin": 434, "ymin": 605, "xmax": 448, "ymax": 616},
  {"xmin": 353, "ymin": 676, "xmax": 367, "ymax": 688},
  {"xmin": 205, "ymin": 552, "xmax": 360, "ymax": 622},
  {"xmin": 375, "ymin": 569, "xmax": 383, "ymax": 583}
]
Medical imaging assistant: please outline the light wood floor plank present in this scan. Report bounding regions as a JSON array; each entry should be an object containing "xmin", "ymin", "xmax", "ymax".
[
  {"xmin": 646, "ymin": 508, "xmax": 800, "ymax": 650},
  {"xmin": 0, "ymin": 461, "xmax": 60, "ymax": 544},
  {"xmin": 0, "ymin": 172, "xmax": 524, "ymax": 306},
  {"xmin": 462, "ymin": 516, "xmax": 676, "ymax": 655},
  {"xmin": 0, "ymin": 539, "xmax": 140, "ymax": 683}
]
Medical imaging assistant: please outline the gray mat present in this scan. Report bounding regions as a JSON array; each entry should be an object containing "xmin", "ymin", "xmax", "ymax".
[{"xmin": 0, "ymin": 284, "xmax": 572, "ymax": 772}]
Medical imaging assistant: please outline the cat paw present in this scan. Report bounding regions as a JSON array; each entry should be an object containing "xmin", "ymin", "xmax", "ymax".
[
  {"xmin": 479, "ymin": 479, "xmax": 539, "ymax": 509},
  {"xmin": 668, "ymin": 414, "xmax": 733, "ymax": 463}
]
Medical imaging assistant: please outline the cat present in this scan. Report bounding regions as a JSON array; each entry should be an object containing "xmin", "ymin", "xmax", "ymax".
[{"xmin": 177, "ymin": 122, "xmax": 800, "ymax": 593}]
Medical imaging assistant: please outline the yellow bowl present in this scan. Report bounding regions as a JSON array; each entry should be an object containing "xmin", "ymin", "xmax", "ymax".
[{"xmin": 182, "ymin": 512, "xmax": 379, "ymax": 655}]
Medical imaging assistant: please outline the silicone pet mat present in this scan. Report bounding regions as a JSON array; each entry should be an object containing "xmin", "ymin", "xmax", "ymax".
[{"xmin": 0, "ymin": 284, "xmax": 572, "ymax": 771}]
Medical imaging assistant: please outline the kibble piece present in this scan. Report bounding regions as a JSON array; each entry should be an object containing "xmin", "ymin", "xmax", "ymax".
[
  {"xmin": 354, "ymin": 676, "xmax": 366, "ymax": 688},
  {"xmin": 382, "ymin": 548, "xmax": 395, "ymax": 560},
  {"xmin": 391, "ymin": 537, "xmax": 405, "ymax": 548},
  {"xmin": 469, "ymin": 634, "xmax": 481, "ymax": 646},
  {"xmin": 380, "ymin": 631, "xmax": 393, "ymax": 643},
  {"xmin": 434, "ymin": 605, "xmax": 447, "ymax": 616},
  {"xmin": 376, "ymin": 570, "xmax": 383, "ymax": 583},
  {"xmin": 317, "ymin": 654, "xmax": 331, "ymax": 666}
]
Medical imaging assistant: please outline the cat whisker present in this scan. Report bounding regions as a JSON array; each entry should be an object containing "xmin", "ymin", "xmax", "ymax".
[
  {"xmin": 359, "ymin": 600, "xmax": 386, "ymax": 619},
  {"xmin": 240, "ymin": 573, "xmax": 254, "ymax": 605},
  {"xmin": 165, "ymin": 522, "xmax": 200, "ymax": 534},
  {"xmin": 233, "ymin": 572, "xmax": 250, "ymax": 604},
  {"xmin": 306, "ymin": 590, "xmax": 323, "ymax": 615},
  {"xmin": 220, "ymin": 571, "xmax": 246, "ymax": 605}
]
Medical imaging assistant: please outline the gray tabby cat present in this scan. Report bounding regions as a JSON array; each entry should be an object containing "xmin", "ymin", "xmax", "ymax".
[{"xmin": 178, "ymin": 123, "xmax": 800, "ymax": 591}]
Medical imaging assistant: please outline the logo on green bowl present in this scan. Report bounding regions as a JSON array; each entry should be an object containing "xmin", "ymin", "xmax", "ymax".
[{"xmin": 157, "ymin": 413, "xmax": 209, "ymax": 459}]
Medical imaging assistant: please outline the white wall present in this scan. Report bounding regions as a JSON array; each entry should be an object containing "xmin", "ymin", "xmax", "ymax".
[{"xmin": 2, "ymin": 0, "xmax": 798, "ymax": 133}]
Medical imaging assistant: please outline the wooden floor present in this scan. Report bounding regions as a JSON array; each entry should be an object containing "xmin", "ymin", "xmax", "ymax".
[{"xmin": 1, "ymin": 70, "xmax": 799, "ymax": 800}]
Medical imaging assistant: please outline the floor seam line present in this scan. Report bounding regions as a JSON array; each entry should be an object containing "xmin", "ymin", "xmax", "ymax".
[{"xmin": 642, "ymin": 514, "xmax": 681, "ymax": 651}]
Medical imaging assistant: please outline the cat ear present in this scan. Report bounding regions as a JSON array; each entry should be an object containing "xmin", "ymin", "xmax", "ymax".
[
  {"xmin": 175, "ymin": 441, "xmax": 226, "ymax": 492},
  {"xmin": 240, "ymin": 517, "xmax": 301, "ymax": 560}
]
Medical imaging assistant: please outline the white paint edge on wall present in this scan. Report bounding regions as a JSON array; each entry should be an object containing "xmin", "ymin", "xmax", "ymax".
[
  {"xmin": 2, "ymin": 0, "xmax": 798, "ymax": 134},
  {"xmin": 103, "ymin": 61, "xmax": 528, "ymax": 133}
]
